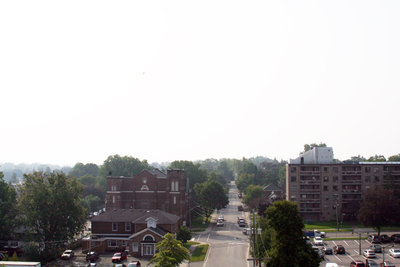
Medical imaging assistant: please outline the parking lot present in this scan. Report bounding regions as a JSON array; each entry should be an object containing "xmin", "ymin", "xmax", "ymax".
[{"xmin": 319, "ymin": 238, "xmax": 400, "ymax": 266}]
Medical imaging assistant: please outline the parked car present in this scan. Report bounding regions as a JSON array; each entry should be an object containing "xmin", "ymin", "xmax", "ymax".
[
  {"xmin": 363, "ymin": 249, "xmax": 376, "ymax": 258},
  {"xmin": 368, "ymin": 234, "xmax": 381, "ymax": 243},
  {"xmin": 61, "ymin": 249, "xmax": 74, "ymax": 260},
  {"xmin": 314, "ymin": 236, "xmax": 324, "ymax": 246},
  {"xmin": 380, "ymin": 262, "xmax": 395, "ymax": 267},
  {"xmin": 87, "ymin": 263, "xmax": 98, "ymax": 267},
  {"xmin": 304, "ymin": 230, "xmax": 315, "ymax": 238},
  {"xmin": 314, "ymin": 230, "xmax": 326, "ymax": 238},
  {"xmin": 370, "ymin": 244, "xmax": 382, "ymax": 253},
  {"xmin": 238, "ymin": 205, "xmax": 243, "ymax": 211},
  {"xmin": 237, "ymin": 217, "xmax": 246, "ymax": 227},
  {"xmin": 115, "ymin": 264, "xmax": 127, "ymax": 267},
  {"xmin": 389, "ymin": 248, "xmax": 400, "ymax": 258},
  {"xmin": 127, "ymin": 261, "xmax": 141, "ymax": 267},
  {"xmin": 333, "ymin": 245, "xmax": 345, "ymax": 254},
  {"xmin": 350, "ymin": 260, "xmax": 365, "ymax": 267},
  {"xmin": 216, "ymin": 219, "xmax": 224, "ymax": 227},
  {"xmin": 112, "ymin": 251, "xmax": 128, "ymax": 263},
  {"xmin": 323, "ymin": 246, "xmax": 333, "ymax": 255},
  {"xmin": 86, "ymin": 251, "xmax": 99, "ymax": 262},
  {"xmin": 391, "ymin": 234, "xmax": 400, "ymax": 243},
  {"xmin": 218, "ymin": 215, "xmax": 224, "ymax": 221},
  {"xmin": 380, "ymin": 234, "xmax": 391, "ymax": 243},
  {"xmin": 366, "ymin": 260, "xmax": 379, "ymax": 267}
]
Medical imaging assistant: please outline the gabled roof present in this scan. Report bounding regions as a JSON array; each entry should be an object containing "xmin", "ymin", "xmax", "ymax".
[
  {"xmin": 129, "ymin": 227, "xmax": 168, "ymax": 239},
  {"xmin": 147, "ymin": 169, "xmax": 167, "ymax": 179},
  {"xmin": 263, "ymin": 184, "xmax": 282, "ymax": 192},
  {"xmin": 92, "ymin": 209, "xmax": 180, "ymax": 224}
]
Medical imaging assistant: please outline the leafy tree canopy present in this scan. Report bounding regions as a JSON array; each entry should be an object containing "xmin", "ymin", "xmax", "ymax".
[
  {"xmin": 264, "ymin": 200, "xmax": 320, "ymax": 267},
  {"xmin": 389, "ymin": 154, "xmax": 400, "ymax": 162},
  {"xmin": 169, "ymin": 160, "xmax": 207, "ymax": 189},
  {"xmin": 149, "ymin": 233, "xmax": 190, "ymax": 267},
  {"xmin": 176, "ymin": 226, "xmax": 192, "ymax": 244},
  {"xmin": 367, "ymin": 155, "xmax": 387, "ymax": 162},
  {"xmin": 244, "ymin": 185, "xmax": 264, "ymax": 210},
  {"xmin": 302, "ymin": 143, "xmax": 327, "ymax": 153},
  {"xmin": 69, "ymin": 162, "xmax": 99, "ymax": 178},
  {"xmin": 18, "ymin": 172, "xmax": 87, "ymax": 259},
  {"xmin": 357, "ymin": 186, "xmax": 400, "ymax": 235},
  {"xmin": 0, "ymin": 171, "xmax": 17, "ymax": 240},
  {"xmin": 194, "ymin": 180, "xmax": 229, "ymax": 219}
]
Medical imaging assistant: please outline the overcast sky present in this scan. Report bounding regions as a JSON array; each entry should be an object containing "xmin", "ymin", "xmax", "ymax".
[{"xmin": 1, "ymin": 0, "xmax": 399, "ymax": 166}]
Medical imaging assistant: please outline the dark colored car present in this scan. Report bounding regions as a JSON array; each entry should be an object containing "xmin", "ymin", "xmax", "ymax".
[
  {"xmin": 323, "ymin": 246, "xmax": 333, "ymax": 255},
  {"xmin": 366, "ymin": 260, "xmax": 379, "ymax": 267},
  {"xmin": 350, "ymin": 260, "xmax": 365, "ymax": 267},
  {"xmin": 368, "ymin": 234, "xmax": 381, "ymax": 243},
  {"xmin": 86, "ymin": 251, "xmax": 99, "ymax": 262},
  {"xmin": 333, "ymin": 245, "xmax": 346, "ymax": 254},
  {"xmin": 238, "ymin": 205, "xmax": 243, "ymax": 211},
  {"xmin": 112, "ymin": 251, "xmax": 128, "ymax": 263},
  {"xmin": 391, "ymin": 234, "xmax": 400, "ymax": 243},
  {"xmin": 380, "ymin": 262, "xmax": 396, "ymax": 267},
  {"xmin": 380, "ymin": 234, "xmax": 391, "ymax": 243},
  {"xmin": 370, "ymin": 244, "xmax": 382, "ymax": 253}
]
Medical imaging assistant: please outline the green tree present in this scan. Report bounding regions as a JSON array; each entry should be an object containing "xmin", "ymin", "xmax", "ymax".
[
  {"xmin": 349, "ymin": 155, "xmax": 367, "ymax": 161},
  {"xmin": 264, "ymin": 201, "xmax": 320, "ymax": 267},
  {"xmin": 357, "ymin": 187, "xmax": 400, "ymax": 236},
  {"xmin": 69, "ymin": 162, "xmax": 99, "ymax": 178},
  {"xmin": 194, "ymin": 180, "xmax": 229, "ymax": 220},
  {"xmin": 18, "ymin": 172, "xmax": 87, "ymax": 260},
  {"xmin": 98, "ymin": 155, "xmax": 151, "ymax": 189},
  {"xmin": 149, "ymin": 233, "xmax": 190, "ymax": 267},
  {"xmin": 367, "ymin": 155, "xmax": 386, "ymax": 162},
  {"xmin": 389, "ymin": 154, "xmax": 400, "ymax": 161},
  {"xmin": 302, "ymin": 143, "xmax": 327, "ymax": 153},
  {"xmin": 169, "ymin": 161, "xmax": 207, "ymax": 189},
  {"xmin": 243, "ymin": 185, "xmax": 264, "ymax": 211},
  {"xmin": 0, "ymin": 171, "xmax": 17, "ymax": 240},
  {"xmin": 176, "ymin": 226, "xmax": 192, "ymax": 244}
]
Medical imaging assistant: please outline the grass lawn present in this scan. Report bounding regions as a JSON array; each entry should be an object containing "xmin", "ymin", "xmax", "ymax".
[
  {"xmin": 190, "ymin": 244, "xmax": 209, "ymax": 262},
  {"xmin": 184, "ymin": 241, "xmax": 200, "ymax": 249},
  {"xmin": 191, "ymin": 216, "xmax": 211, "ymax": 232},
  {"xmin": 304, "ymin": 221, "xmax": 354, "ymax": 230}
]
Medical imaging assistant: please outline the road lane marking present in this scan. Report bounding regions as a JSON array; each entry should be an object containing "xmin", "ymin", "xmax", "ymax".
[
  {"xmin": 334, "ymin": 254, "xmax": 341, "ymax": 261},
  {"xmin": 207, "ymin": 233, "xmax": 210, "ymax": 242},
  {"xmin": 197, "ymin": 234, "xmax": 202, "ymax": 241},
  {"xmin": 332, "ymin": 241, "xmax": 337, "ymax": 246},
  {"xmin": 353, "ymin": 249, "xmax": 359, "ymax": 255},
  {"xmin": 347, "ymin": 253, "xmax": 355, "ymax": 261},
  {"xmin": 344, "ymin": 240, "xmax": 349, "ymax": 246},
  {"xmin": 354, "ymin": 240, "xmax": 359, "ymax": 245}
]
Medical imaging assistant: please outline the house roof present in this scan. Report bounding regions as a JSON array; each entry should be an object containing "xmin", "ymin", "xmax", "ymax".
[
  {"xmin": 129, "ymin": 227, "xmax": 168, "ymax": 239},
  {"xmin": 263, "ymin": 184, "xmax": 282, "ymax": 192},
  {"xmin": 92, "ymin": 209, "xmax": 180, "ymax": 224}
]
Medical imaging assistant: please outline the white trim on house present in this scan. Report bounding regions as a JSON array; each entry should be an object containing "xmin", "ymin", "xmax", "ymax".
[{"xmin": 128, "ymin": 227, "xmax": 164, "ymax": 239}]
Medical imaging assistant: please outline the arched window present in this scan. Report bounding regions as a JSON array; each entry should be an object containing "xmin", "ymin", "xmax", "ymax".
[{"xmin": 143, "ymin": 234, "xmax": 155, "ymax": 242}]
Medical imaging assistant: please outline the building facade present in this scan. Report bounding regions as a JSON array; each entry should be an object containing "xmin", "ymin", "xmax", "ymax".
[
  {"xmin": 82, "ymin": 209, "xmax": 181, "ymax": 257},
  {"xmin": 286, "ymin": 148, "xmax": 400, "ymax": 221},
  {"xmin": 106, "ymin": 169, "xmax": 190, "ymax": 224}
]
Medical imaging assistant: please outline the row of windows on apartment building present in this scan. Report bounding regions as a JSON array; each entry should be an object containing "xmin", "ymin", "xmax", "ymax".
[
  {"xmin": 110, "ymin": 181, "xmax": 180, "ymax": 192},
  {"xmin": 291, "ymin": 176, "xmax": 382, "ymax": 183},
  {"xmin": 290, "ymin": 166, "xmax": 397, "ymax": 173},
  {"xmin": 105, "ymin": 238, "xmax": 153, "ymax": 254}
]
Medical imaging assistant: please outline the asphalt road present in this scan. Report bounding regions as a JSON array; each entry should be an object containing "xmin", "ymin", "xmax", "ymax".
[{"xmin": 190, "ymin": 181, "xmax": 251, "ymax": 267}]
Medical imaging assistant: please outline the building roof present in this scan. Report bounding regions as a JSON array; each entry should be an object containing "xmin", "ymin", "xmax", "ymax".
[
  {"xmin": 263, "ymin": 184, "xmax": 283, "ymax": 192},
  {"xmin": 147, "ymin": 169, "xmax": 167, "ymax": 179},
  {"xmin": 92, "ymin": 209, "xmax": 181, "ymax": 224}
]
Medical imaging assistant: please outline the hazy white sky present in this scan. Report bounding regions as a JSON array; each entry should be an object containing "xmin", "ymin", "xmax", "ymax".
[{"xmin": 1, "ymin": 0, "xmax": 399, "ymax": 166}]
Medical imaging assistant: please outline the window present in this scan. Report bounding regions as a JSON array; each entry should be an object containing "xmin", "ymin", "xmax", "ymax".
[
  {"xmin": 291, "ymin": 167, "xmax": 297, "ymax": 173},
  {"xmin": 333, "ymin": 186, "xmax": 338, "ymax": 191},
  {"xmin": 333, "ymin": 176, "xmax": 338, "ymax": 182},
  {"xmin": 333, "ymin": 167, "xmax": 338, "ymax": 173},
  {"xmin": 171, "ymin": 181, "xmax": 179, "ymax": 191},
  {"xmin": 325, "ymin": 196, "xmax": 329, "ymax": 200},
  {"xmin": 112, "ymin": 222, "xmax": 118, "ymax": 231},
  {"xmin": 365, "ymin": 176, "xmax": 370, "ymax": 182},
  {"xmin": 132, "ymin": 242, "xmax": 139, "ymax": 252},
  {"xmin": 374, "ymin": 168, "xmax": 380, "ymax": 173},
  {"xmin": 125, "ymin": 222, "xmax": 131, "ymax": 232},
  {"xmin": 365, "ymin": 167, "xmax": 371, "ymax": 173},
  {"xmin": 122, "ymin": 240, "xmax": 127, "ymax": 247},
  {"xmin": 291, "ymin": 176, "xmax": 297, "ymax": 182},
  {"xmin": 324, "ymin": 167, "xmax": 329, "ymax": 172},
  {"xmin": 375, "ymin": 176, "xmax": 380, "ymax": 182},
  {"xmin": 323, "ymin": 186, "xmax": 328, "ymax": 191},
  {"xmin": 143, "ymin": 235, "xmax": 155, "ymax": 241},
  {"xmin": 289, "ymin": 185, "xmax": 296, "ymax": 191},
  {"xmin": 323, "ymin": 176, "xmax": 329, "ymax": 182},
  {"xmin": 108, "ymin": 240, "xmax": 118, "ymax": 247},
  {"xmin": 111, "ymin": 185, "xmax": 117, "ymax": 191}
]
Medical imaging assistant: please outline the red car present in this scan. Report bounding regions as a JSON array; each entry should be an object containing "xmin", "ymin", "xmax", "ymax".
[
  {"xmin": 350, "ymin": 261, "xmax": 365, "ymax": 267},
  {"xmin": 112, "ymin": 252, "xmax": 128, "ymax": 263}
]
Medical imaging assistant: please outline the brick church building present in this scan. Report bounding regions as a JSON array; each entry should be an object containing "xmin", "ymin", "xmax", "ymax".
[{"xmin": 82, "ymin": 169, "xmax": 191, "ymax": 257}]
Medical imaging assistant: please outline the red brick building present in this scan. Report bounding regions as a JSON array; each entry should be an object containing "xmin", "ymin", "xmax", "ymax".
[
  {"xmin": 106, "ymin": 169, "xmax": 190, "ymax": 224},
  {"xmin": 82, "ymin": 209, "xmax": 181, "ymax": 257},
  {"xmin": 82, "ymin": 169, "xmax": 190, "ymax": 257}
]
